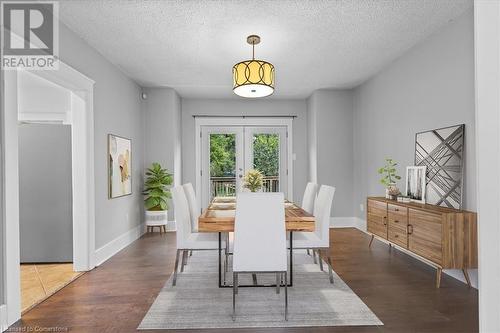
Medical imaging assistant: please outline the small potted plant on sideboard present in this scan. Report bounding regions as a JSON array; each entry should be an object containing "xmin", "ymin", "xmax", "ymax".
[
  {"xmin": 378, "ymin": 158, "xmax": 401, "ymax": 200},
  {"xmin": 143, "ymin": 162, "xmax": 173, "ymax": 233}
]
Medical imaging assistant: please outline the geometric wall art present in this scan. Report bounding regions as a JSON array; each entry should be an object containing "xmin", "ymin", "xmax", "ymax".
[
  {"xmin": 108, "ymin": 134, "xmax": 132, "ymax": 198},
  {"xmin": 414, "ymin": 124, "xmax": 465, "ymax": 209}
]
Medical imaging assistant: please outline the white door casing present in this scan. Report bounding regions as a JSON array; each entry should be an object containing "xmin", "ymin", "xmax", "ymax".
[{"xmin": 1, "ymin": 62, "xmax": 95, "ymax": 327}]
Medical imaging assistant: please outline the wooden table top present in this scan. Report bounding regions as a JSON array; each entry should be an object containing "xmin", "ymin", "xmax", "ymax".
[{"xmin": 198, "ymin": 196, "xmax": 315, "ymax": 232}]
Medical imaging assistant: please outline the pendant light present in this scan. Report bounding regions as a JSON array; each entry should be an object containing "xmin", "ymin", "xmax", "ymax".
[{"xmin": 232, "ymin": 35, "xmax": 275, "ymax": 98}]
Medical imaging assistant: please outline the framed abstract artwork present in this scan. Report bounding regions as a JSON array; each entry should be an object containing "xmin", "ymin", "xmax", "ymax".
[
  {"xmin": 405, "ymin": 166, "xmax": 427, "ymax": 204},
  {"xmin": 108, "ymin": 134, "xmax": 132, "ymax": 198},
  {"xmin": 414, "ymin": 124, "xmax": 465, "ymax": 209}
]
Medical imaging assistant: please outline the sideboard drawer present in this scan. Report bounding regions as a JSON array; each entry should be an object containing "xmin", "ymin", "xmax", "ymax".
[
  {"xmin": 388, "ymin": 204, "xmax": 408, "ymax": 222},
  {"xmin": 388, "ymin": 226, "xmax": 408, "ymax": 248}
]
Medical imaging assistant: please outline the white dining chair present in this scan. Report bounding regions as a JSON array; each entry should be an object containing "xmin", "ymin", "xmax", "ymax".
[
  {"xmin": 171, "ymin": 185, "xmax": 222, "ymax": 286},
  {"xmin": 183, "ymin": 183, "xmax": 199, "ymax": 232},
  {"xmin": 232, "ymin": 192, "xmax": 288, "ymax": 321},
  {"xmin": 293, "ymin": 185, "xmax": 336, "ymax": 283},
  {"xmin": 301, "ymin": 182, "xmax": 318, "ymax": 257},
  {"xmin": 302, "ymin": 182, "xmax": 318, "ymax": 214}
]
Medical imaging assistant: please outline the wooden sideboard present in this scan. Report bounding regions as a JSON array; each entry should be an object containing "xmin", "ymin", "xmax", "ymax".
[{"xmin": 366, "ymin": 197, "xmax": 477, "ymax": 288}]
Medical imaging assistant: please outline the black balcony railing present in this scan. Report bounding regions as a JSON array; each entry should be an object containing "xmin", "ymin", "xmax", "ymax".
[{"xmin": 210, "ymin": 176, "xmax": 279, "ymax": 198}]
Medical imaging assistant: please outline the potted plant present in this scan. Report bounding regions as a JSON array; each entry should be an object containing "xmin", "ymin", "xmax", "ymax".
[
  {"xmin": 143, "ymin": 163, "xmax": 173, "ymax": 232},
  {"xmin": 243, "ymin": 169, "xmax": 264, "ymax": 192},
  {"xmin": 378, "ymin": 158, "xmax": 401, "ymax": 200}
]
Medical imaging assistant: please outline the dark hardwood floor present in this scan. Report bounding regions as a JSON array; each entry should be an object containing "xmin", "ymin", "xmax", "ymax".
[{"xmin": 12, "ymin": 228, "xmax": 478, "ymax": 333}]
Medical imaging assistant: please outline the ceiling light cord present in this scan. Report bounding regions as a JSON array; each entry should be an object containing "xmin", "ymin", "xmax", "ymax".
[{"xmin": 252, "ymin": 41, "xmax": 255, "ymax": 60}]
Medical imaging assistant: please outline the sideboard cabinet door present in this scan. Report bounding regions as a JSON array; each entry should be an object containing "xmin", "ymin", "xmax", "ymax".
[
  {"xmin": 367, "ymin": 199, "xmax": 388, "ymax": 239},
  {"xmin": 408, "ymin": 209, "xmax": 443, "ymax": 265}
]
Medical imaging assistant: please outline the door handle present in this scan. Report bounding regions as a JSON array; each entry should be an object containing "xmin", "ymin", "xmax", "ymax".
[{"xmin": 407, "ymin": 224, "xmax": 413, "ymax": 235}]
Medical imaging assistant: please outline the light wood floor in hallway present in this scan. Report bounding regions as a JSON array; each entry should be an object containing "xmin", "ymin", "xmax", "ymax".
[
  {"xmin": 21, "ymin": 263, "xmax": 84, "ymax": 313},
  {"xmin": 13, "ymin": 228, "xmax": 478, "ymax": 332}
]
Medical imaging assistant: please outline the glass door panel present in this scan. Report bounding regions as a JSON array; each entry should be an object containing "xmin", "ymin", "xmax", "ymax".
[
  {"xmin": 201, "ymin": 127, "xmax": 244, "ymax": 208},
  {"xmin": 245, "ymin": 127, "xmax": 288, "ymax": 197},
  {"xmin": 210, "ymin": 133, "xmax": 236, "ymax": 199}
]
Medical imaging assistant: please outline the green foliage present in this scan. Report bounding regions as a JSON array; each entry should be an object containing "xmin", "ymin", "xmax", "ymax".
[
  {"xmin": 210, "ymin": 134, "xmax": 236, "ymax": 177},
  {"xmin": 253, "ymin": 134, "xmax": 279, "ymax": 176},
  {"xmin": 243, "ymin": 169, "xmax": 264, "ymax": 192},
  {"xmin": 143, "ymin": 162, "xmax": 173, "ymax": 211},
  {"xmin": 378, "ymin": 158, "xmax": 401, "ymax": 187},
  {"xmin": 209, "ymin": 133, "xmax": 280, "ymax": 178}
]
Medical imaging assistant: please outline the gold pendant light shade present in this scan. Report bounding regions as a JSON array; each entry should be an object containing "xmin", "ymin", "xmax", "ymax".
[
  {"xmin": 233, "ymin": 35, "xmax": 275, "ymax": 98},
  {"xmin": 233, "ymin": 60, "xmax": 275, "ymax": 98}
]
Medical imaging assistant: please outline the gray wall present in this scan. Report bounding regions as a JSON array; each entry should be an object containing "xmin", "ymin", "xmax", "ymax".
[
  {"xmin": 144, "ymin": 88, "xmax": 182, "ymax": 219},
  {"xmin": 59, "ymin": 23, "xmax": 145, "ymax": 248},
  {"xmin": 19, "ymin": 124, "xmax": 73, "ymax": 263},
  {"xmin": 181, "ymin": 98, "xmax": 308, "ymax": 204},
  {"xmin": 307, "ymin": 90, "xmax": 354, "ymax": 218},
  {"xmin": 352, "ymin": 10, "xmax": 476, "ymax": 285}
]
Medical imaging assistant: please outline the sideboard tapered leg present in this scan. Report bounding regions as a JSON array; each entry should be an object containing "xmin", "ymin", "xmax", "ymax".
[
  {"xmin": 462, "ymin": 268, "xmax": 471, "ymax": 288},
  {"xmin": 436, "ymin": 267, "xmax": 442, "ymax": 288}
]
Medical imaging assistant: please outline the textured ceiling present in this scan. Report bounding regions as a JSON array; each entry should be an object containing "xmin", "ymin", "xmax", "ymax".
[{"xmin": 59, "ymin": 0, "xmax": 472, "ymax": 99}]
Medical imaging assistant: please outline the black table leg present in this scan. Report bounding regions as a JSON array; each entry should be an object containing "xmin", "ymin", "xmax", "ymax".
[
  {"xmin": 218, "ymin": 232, "xmax": 222, "ymax": 287},
  {"xmin": 289, "ymin": 231, "xmax": 293, "ymax": 286}
]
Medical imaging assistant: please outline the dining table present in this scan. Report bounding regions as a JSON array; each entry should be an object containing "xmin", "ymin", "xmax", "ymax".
[{"xmin": 198, "ymin": 196, "xmax": 315, "ymax": 288}]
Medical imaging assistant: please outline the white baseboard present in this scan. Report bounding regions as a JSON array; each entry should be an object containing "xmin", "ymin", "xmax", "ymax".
[
  {"xmin": 166, "ymin": 220, "xmax": 176, "ymax": 231},
  {"xmin": 330, "ymin": 217, "xmax": 477, "ymax": 289},
  {"xmin": 330, "ymin": 216, "xmax": 366, "ymax": 231},
  {"xmin": 94, "ymin": 223, "xmax": 145, "ymax": 266},
  {"xmin": 444, "ymin": 269, "xmax": 478, "ymax": 288},
  {"xmin": 1, "ymin": 304, "xmax": 7, "ymax": 332}
]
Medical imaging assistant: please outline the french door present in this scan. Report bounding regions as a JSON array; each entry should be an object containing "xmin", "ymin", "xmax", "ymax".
[{"xmin": 199, "ymin": 124, "xmax": 290, "ymax": 209}]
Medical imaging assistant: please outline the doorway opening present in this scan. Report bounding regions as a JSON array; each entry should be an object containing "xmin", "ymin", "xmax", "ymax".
[
  {"xmin": 2, "ymin": 61, "xmax": 95, "ymax": 326},
  {"xmin": 17, "ymin": 71, "xmax": 85, "ymax": 313}
]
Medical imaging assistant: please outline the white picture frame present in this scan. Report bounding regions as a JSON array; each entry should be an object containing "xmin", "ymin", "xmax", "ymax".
[
  {"xmin": 405, "ymin": 166, "xmax": 427, "ymax": 204},
  {"xmin": 108, "ymin": 134, "xmax": 132, "ymax": 198}
]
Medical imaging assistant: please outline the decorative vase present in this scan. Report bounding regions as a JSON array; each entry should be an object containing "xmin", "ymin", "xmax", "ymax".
[{"xmin": 385, "ymin": 184, "xmax": 400, "ymax": 200}]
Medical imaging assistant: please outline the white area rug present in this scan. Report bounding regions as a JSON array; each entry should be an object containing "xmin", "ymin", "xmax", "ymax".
[{"xmin": 139, "ymin": 251, "xmax": 383, "ymax": 329}]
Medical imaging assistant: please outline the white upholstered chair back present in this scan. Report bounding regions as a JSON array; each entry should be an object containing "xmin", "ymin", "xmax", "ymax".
[
  {"xmin": 313, "ymin": 185, "xmax": 336, "ymax": 247},
  {"xmin": 301, "ymin": 182, "xmax": 318, "ymax": 214},
  {"xmin": 171, "ymin": 186, "xmax": 192, "ymax": 249},
  {"xmin": 182, "ymin": 183, "xmax": 199, "ymax": 232},
  {"xmin": 233, "ymin": 192, "xmax": 287, "ymax": 273}
]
